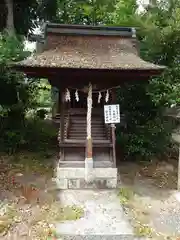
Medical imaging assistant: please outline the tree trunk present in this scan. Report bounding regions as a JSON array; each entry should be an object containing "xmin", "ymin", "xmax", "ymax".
[{"xmin": 5, "ymin": 0, "xmax": 15, "ymax": 35}]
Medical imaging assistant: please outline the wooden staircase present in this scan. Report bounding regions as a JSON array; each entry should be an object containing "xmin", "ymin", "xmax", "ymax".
[
  {"xmin": 55, "ymin": 109, "xmax": 114, "ymax": 167},
  {"xmin": 68, "ymin": 114, "xmax": 109, "ymax": 141}
]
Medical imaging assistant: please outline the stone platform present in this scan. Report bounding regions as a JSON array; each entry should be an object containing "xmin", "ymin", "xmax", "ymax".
[{"xmin": 56, "ymin": 166, "xmax": 118, "ymax": 189}]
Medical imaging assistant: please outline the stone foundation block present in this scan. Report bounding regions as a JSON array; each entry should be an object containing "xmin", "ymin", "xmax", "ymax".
[
  {"xmin": 80, "ymin": 179, "xmax": 97, "ymax": 189},
  {"xmin": 57, "ymin": 167, "xmax": 84, "ymax": 179},
  {"xmin": 106, "ymin": 178, "xmax": 117, "ymax": 188},
  {"xmin": 85, "ymin": 158, "xmax": 94, "ymax": 183},
  {"xmin": 56, "ymin": 178, "xmax": 68, "ymax": 189},
  {"xmin": 55, "ymin": 167, "xmax": 118, "ymax": 189},
  {"xmin": 68, "ymin": 179, "xmax": 80, "ymax": 189}
]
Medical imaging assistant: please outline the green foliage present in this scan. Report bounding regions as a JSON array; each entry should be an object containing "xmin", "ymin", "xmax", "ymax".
[
  {"xmin": 0, "ymin": 33, "xmax": 49, "ymax": 154},
  {"xmin": 110, "ymin": 0, "xmax": 180, "ymax": 159},
  {"xmin": 140, "ymin": 3, "xmax": 180, "ymax": 108},
  {"xmin": 116, "ymin": 83, "xmax": 175, "ymax": 159},
  {"xmin": 36, "ymin": 79, "xmax": 52, "ymax": 108},
  {"xmin": 55, "ymin": 0, "xmax": 117, "ymax": 25},
  {"xmin": 117, "ymin": 116, "xmax": 173, "ymax": 159},
  {"xmin": 110, "ymin": 0, "xmax": 138, "ymax": 26},
  {"xmin": 1, "ymin": 0, "xmax": 117, "ymax": 34},
  {"xmin": 0, "ymin": 117, "xmax": 57, "ymax": 154},
  {"xmin": 1, "ymin": 0, "xmax": 180, "ymax": 160},
  {"xmin": 37, "ymin": 0, "xmax": 58, "ymax": 22},
  {"xmin": 36, "ymin": 109, "xmax": 49, "ymax": 119},
  {"xmin": 0, "ymin": 35, "xmax": 30, "ymax": 110},
  {"xmin": 0, "ymin": 34, "xmax": 28, "ymax": 64}
]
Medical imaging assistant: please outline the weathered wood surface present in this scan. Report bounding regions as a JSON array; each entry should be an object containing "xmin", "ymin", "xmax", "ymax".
[
  {"xmin": 58, "ymin": 160, "xmax": 114, "ymax": 168},
  {"xmin": 56, "ymin": 109, "xmax": 115, "ymax": 164}
]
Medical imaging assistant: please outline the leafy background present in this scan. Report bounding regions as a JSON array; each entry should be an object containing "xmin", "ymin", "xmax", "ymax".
[{"xmin": 0, "ymin": 0, "xmax": 180, "ymax": 159}]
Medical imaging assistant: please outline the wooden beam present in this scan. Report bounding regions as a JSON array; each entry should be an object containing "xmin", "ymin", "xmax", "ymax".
[
  {"xmin": 14, "ymin": 66, "xmax": 164, "ymax": 82},
  {"xmin": 111, "ymin": 89, "xmax": 117, "ymax": 104}
]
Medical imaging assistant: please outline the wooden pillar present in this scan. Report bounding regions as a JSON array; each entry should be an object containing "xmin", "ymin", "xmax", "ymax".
[
  {"xmin": 111, "ymin": 90, "xmax": 117, "ymax": 167},
  {"xmin": 111, "ymin": 89, "xmax": 117, "ymax": 104},
  {"xmin": 51, "ymin": 87, "xmax": 59, "ymax": 118},
  {"xmin": 111, "ymin": 124, "xmax": 116, "ymax": 167},
  {"xmin": 58, "ymin": 91, "xmax": 61, "ymax": 113},
  {"xmin": 60, "ymin": 90, "xmax": 65, "ymax": 143}
]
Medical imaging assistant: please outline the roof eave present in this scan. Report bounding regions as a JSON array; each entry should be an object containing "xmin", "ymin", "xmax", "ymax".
[{"xmin": 12, "ymin": 64, "xmax": 165, "ymax": 74}]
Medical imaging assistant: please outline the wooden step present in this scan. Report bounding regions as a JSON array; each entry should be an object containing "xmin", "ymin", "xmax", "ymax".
[
  {"xmin": 68, "ymin": 135, "xmax": 106, "ymax": 138},
  {"xmin": 70, "ymin": 130, "xmax": 106, "ymax": 133},
  {"xmin": 69, "ymin": 128, "xmax": 105, "ymax": 132},
  {"xmin": 69, "ymin": 137, "xmax": 107, "ymax": 140},
  {"xmin": 70, "ymin": 127, "xmax": 105, "ymax": 132},
  {"xmin": 69, "ymin": 129, "xmax": 107, "ymax": 134},
  {"xmin": 63, "ymin": 139, "xmax": 112, "ymax": 145},
  {"xmin": 71, "ymin": 124, "xmax": 105, "ymax": 127},
  {"xmin": 58, "ymin": 161, "xmax": 114, "ymax": 168},
  {"xmin": 59, "ymin": 142, "xmax": 113, "ymax": 147},
  {"xmin": 71, "ymin": 122, "xmax": 104, "ymax": 126}
]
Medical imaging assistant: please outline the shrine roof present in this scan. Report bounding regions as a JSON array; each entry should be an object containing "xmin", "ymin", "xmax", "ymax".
[{"xmin": 14, "ymin": 23, "xmax": 165, "ymax": 71}]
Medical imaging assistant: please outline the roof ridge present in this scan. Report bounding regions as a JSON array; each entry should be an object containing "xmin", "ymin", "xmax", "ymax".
[{"xmin": 44, "ymin": 23, "xmax": 136, "ymax": 38}]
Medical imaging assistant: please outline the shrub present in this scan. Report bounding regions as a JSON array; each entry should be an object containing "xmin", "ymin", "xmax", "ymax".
[
  {"xmin": 0, "ymin": 118, "xmax": 58, "ymax": 154},
  {"xmin": 116, "ymin": 83, "xmax": 175, "ymax": 160},
  {"xmin": 36, "ymin": 109, "xmax": 49, "ymax": 119}
]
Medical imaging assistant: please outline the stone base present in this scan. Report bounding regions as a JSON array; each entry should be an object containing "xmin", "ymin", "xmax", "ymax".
[
  {"xmin": 56, "ymin": 167, "xmax": 117, "ymax": 189},
  {"xmin": 173, "ymin": 191, "xmax": 180, "ymax": 203},
  {"xmin": 85, "ymin": 158, "xmax": 94, "ymax": 183}
]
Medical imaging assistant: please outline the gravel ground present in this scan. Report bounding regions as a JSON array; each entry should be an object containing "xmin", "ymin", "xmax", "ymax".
[
  {"xmin": 152, "ymin": 193, "xmax": 180, "ymax": 236},
  {"xmin": 56, "ymin": 189, "xmax": 133, "ymax": 236}
]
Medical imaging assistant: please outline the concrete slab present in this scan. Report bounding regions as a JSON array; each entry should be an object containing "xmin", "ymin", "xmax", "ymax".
[{"xmin": 55, "ymin": 190, "xmax": 133, "ymax": 236}]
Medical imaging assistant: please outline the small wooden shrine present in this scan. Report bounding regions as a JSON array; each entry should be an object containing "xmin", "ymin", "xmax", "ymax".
[{"xmin": 14, "ymin": 23, "xmax": 165, "ymax": 188}]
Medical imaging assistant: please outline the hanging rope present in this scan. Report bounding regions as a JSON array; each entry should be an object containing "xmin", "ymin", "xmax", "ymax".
[
  {"xmin": 75, "ymin": 89, "xmax": 79, "ymax": 102},
  {"xmin": 65, "ymin": 88, "xmax": 71, "ymax": 102},
  {"xmin": 63, "ymin": 85, "xmax": 119, "ymax": 103},
  {"xmin": 98, "ymin": 92, "xmax": 102, "ymax": 103},
  {"xmin": 87, "ymin": 83, "xmax": 92, "ymax": 139},
  {"xmin": 105, "ymin": 90, "xmax": 109, "ymax": 103},
  {"xmin": 67, "ymin": 85, "xmax": 120, "ymax": 94}
]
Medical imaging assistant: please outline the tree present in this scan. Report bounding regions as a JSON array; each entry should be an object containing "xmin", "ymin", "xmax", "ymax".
[
  {"xmin": 111, "ymin": 0, "xmax": 180, "ymax": 159},
  {"xmin": 110, "ymin": 0, "xmax": 138, "ymax": 26},
  {"xmin": 55, "ymin": 0, "xmax": 117, "ymax": 25},
  {"xmin": 0, "ymin": 0, "xmax": 58, "ymax": 36},
  {"xmin": 5, "ymin": 0, "xmax": 15, "ymax": 35},
  {"xmin": 0, "ymin": 0, "xmax": 37, "ymax": 35}
]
